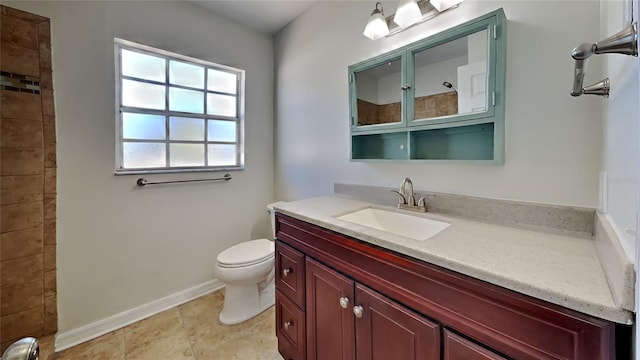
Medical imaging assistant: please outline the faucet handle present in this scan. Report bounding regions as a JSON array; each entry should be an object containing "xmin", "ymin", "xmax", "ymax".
[
  {"xmin": 417, "ymin": 196, "xmax": 426, "ymax": 208},
  {"xmin": 390, "ymin": 190, "xmax": 406, "ymax": 205}
]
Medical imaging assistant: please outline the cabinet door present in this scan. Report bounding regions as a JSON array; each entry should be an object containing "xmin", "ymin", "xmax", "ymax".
[
  {"xmin": 354, "ymin": 284, "xmax": 440, "ymax": 360},
  {"xmin": 306, "ymin": 258, "xmax": 355, "ymax": 360},
  {"xmin": 444, "ymin": 329, "xmax": 506, "ymax": 360}
]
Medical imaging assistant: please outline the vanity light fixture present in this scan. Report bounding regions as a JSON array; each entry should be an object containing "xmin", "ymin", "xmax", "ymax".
[
  {"xmin": 363, "ymin": 2, "xmax": 390, "ymax": 40},
  {"xmin": 394, "ymin": 0, "xmax": 422, "ymax": 28},
  {"xmin": 430, "ymin": 0, "xmax": 464, "ymax": 12},
  {"xmin": 363, "ymin": 0, "xmax": 464, "ymax": 40}
]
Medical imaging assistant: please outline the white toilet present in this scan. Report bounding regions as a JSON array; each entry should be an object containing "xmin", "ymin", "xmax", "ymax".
[{"xmin": 214, "ymin": 203, "xmax": 281, "ymax": 325}]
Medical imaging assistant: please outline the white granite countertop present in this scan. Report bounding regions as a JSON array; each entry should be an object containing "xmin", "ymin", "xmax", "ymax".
[{"xmin": 274, "ymin": 195, "xmax": 633, "ymax": 324}]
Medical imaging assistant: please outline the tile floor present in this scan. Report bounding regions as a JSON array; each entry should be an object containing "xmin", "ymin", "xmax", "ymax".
[{"xmin": 36, "ymin": 290, "xmax": 283, "ymax": 360}]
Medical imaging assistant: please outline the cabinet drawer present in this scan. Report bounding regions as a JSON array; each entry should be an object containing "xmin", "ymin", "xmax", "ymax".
[
  {"xmin": 276, "ymin": 290, "xmax": 306, "ymax": 360},
  {"xmin": 444, "ymin": 329, "xmax": 506, "ymax": 360},
  {"xmin": 276, "ymin": 241, "xmax": 305, "ymax": 309}
]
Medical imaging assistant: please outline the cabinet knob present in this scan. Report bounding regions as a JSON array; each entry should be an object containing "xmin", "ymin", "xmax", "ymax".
[
  {"xmin": 401, "ymin": 84, "xmax": 412, "ymax": 90},
  {"xmin": 284, "ymin": 320, "xmax": 293, "ymax": 330},
  {"xmin": 353, "ymin": 305, "xmax": 364, "ymax": 318},
  {"xmin": 339, "ymin": 296, "xmax": 350, "ymax": 309},
  {"xmin": 282, "ymin": 267, "xmax": 292, "ymax": 277}
]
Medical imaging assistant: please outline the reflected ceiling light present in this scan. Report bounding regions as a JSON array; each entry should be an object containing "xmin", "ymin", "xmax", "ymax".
[
  {"xmin": 363, "ymin": 2, "xmax": 390, "ymax": 40},
  {"xmin": 430, "ymin": 0, "xmax": 464, "ymax": 12},
  {"xmin": 394, "ymin": 0, "xmax": 422, "ymax": 28},
  {"xmin": 442, "ymin": 81, "xmax": 458, "ymax": 92}
]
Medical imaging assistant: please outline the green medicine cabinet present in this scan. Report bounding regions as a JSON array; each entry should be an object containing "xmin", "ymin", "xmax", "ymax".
[{"xmin": 348, "ymin": 9, "xmax": 506, "ymax": 164}]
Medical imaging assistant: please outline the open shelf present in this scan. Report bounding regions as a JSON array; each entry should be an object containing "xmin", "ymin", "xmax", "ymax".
[
  {"xmin": 410, "ymin": 123, "xmax": 494, "ymax": 160},
  {"xmin": 352, "ymin": 132, "xmax": 408, "ymax": 160}
]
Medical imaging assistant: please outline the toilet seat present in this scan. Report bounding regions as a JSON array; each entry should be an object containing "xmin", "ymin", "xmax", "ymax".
[{"xmin": 217, "ymin": 239, "xmax": 274, "ymax": 268}]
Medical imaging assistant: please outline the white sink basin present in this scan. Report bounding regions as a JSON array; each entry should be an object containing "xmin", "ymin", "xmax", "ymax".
[{"xmin": 335, "ymin": 208, "xmax": 450, "ymax": 241}]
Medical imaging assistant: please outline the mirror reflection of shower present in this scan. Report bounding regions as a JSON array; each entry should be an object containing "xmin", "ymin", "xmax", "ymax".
[{"xmin": 442, "ymin": 81, "xmax": 458, "ymax": 92}]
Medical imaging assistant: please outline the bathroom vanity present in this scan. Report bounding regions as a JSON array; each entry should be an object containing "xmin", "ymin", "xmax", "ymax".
[{"xmin": 273, "ymin": 196, "xmax": 632, "ymax": 360}]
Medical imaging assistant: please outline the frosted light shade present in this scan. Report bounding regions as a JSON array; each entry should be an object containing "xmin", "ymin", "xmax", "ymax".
[
  {"xmin": 207, "ymin": 94, "xmax": 237, "ymax": 117},
  {"xmin": 430, "ymin": 0, "xmax": 463, "ymax": 12},
  {"xmin": 394, "ymin": 0, "xmax": 422, "ymax": 28},
  {"xmin": 170, "ymin": 143, "xmax": 205, "ymax": 167},
  {"xmin": 169, "ymin": 87, "xmax": 204, "ymax": 114},
  {"xmin": 363, "ymin": 12, "xmax": 389, "ymax": 40},
  {"xmin": 121, "ymin": 49, "xmax": 165, "ymax": 82},
  {"xmin": 122, "ymin": 113, "xmax": 166, "ymax": 140},
  {"xmin": 208, "ymin": 144, "xmax": 237, "ymax": 166},
  {"xmin": 208, "ymin": 120, "xmax": 236, "ymax": 142},
  {"xmin": 208, "ymin": 69, "xmax": 237, "ymax": 94},
  {"xmin": 123, "ymin": 142, "xmax": 166, "ymax": 168},
  {"xmin": 170, "ymin": 117, "xmax": 204, "ymax": 141},
  {"xmin": 170, "ymin": 60, "xmax": 204, "ymax": 89},
  {"xmin": 122, "ymin": 79, "xmax": 166, "ymax": 110}
]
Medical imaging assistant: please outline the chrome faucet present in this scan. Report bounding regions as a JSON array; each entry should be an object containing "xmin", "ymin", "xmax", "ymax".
[{"xmin": 391, "ymin": 177, "xmax": 426, "ymax": 212}]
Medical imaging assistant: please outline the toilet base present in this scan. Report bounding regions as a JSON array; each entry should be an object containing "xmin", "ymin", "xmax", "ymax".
[{"xmin": 219, "ymin": 282, "xmax": 275, "ymax": 325}]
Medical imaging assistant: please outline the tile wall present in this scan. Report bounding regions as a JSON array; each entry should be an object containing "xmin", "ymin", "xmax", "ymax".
[
  {"xmin": 356, "ymin": 91, "xmax": 458, "ymax": 126},
  {"xmin": 0, "ymin": 5, "xmax": 57, "ymax": 350}
]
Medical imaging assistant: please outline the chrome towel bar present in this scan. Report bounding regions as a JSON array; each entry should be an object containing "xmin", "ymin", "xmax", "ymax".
[{"xmin": 136, "ymin": 173, "xmax": 231, "ymax": 187}]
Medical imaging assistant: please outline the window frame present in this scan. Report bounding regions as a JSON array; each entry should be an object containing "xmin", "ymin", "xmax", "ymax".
[{"xmin": 114, "ymin": 38, "xmax": 245, "ymax": 174}]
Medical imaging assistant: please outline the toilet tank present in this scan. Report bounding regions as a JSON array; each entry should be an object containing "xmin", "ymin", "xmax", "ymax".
[{"xmin": 266, "ymin": 202, "xmax": 286, "ymax": 240}]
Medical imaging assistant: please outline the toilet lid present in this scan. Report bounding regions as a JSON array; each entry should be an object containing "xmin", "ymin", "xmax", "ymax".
[{"xmin": 217, "ymin": 239, "xmax": 274, "ymax": 267}]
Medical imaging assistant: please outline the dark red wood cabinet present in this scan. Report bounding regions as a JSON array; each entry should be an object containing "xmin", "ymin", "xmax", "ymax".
[{"xmin": 274, "ymin": 213, "xmax": 630, "ymax": 360}]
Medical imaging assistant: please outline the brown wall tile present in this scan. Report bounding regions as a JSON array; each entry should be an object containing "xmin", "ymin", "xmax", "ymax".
[
  {"xmin": 43, "ymin": 245, "xmax": 55, "ymax": 272},
  {"xmin": 0, "ymin": 14, "xmax": 38, "ymax": 49},
  {"xmin": 42, "ymin": 116, "xmax": 56, "ymax": 144},
  {"xmin": 0, "ymin": 42, "xmax": 39, "ymax": 77},
  {"xmin": 43, "ymin": 295, "xmax": 57, "ymax": 335},
  {"xmin": 1, "ymin": 201, "xmax": 43, "ymax": 233},
  {"xmin": 37, "ymin": 20, "xmax": 51, "ymax": 45},
  {"xmin": 38, "ymin": 41, "xmax": 51, "ymax": 71},
  {"xmin": 1, "ymin": 175, "xmax": 44, "ymax": 204},
  {"xmin": 1, "ymin": 119, "xmax": 43, "ymax": 148},
  {"xmin": 43, "ymin": 168, "xmax": 55, "ymax": 194},
  {"xmin": 0, "ymin": 306, "xmax": 44, "ymax": 343},
  {"xmin": 1, "ymin": 280, "xmax": 43, "ymax": 315},
  {"xmin": 0, "ymin": 254, "xmax": 43, "ymax": 288},
  {"xmin": 0, "ymin": 5, "xmax": 55, "ymax": 342},
  {"xmin": 1, "ymin": 228, "xmax": 42, "ymax": 261},
  {"xmin": 43, "ymin": 219, "xmax": 55, "ymax": 246},
  {"xmin": 41, "ymin": 90, "xmax": 55, "ymax": 116},
  {"xmin": 39, "ymin": 70, "xmax": 52, "ymax": 91},
  {"xmin": 44, "ymin": 144, "xmax": 55, "ymax": 168},
  {"xmin": 43, "ymin": 193, "xmax": 55, "ymax": 220},
  {"xmin": 0, "ymin": 92, "xmax": 42, "ymax": 120},
  {"xmin": 1, "ymin": 147, "xmax": 44, "ymax": 176},
  {"xmin": 43, "ymin": 270, "xmax": 56, "ymax": 298},
  {"xmin": 1, "ymin": 6, "xmax": 48, "ymax": 23}
]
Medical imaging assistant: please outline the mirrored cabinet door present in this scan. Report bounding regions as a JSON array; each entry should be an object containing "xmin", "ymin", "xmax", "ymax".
[
  {"xmin": 410, "ymin": 29, "xmax": 489, "ymax": 122},
  {"xmin": 355, "ymin": 58, "xmax": 403, "ymax": 126},
  {"xmin": 350, "ymin": 51, "xmax": 407, "ymax": 131}
]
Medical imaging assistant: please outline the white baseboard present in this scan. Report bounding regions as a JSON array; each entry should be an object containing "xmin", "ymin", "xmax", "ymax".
[{"xmin": 54, "ymin": 279, "xmax": 224, "ymax": 352}]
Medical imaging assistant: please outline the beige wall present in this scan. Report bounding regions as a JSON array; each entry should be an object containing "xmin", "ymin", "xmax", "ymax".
[
  {"xmin": 275, "ymin": 1, "xmax": 603, "ymax": 207},
  {"xmin": 5, "ymin": 1, "xmax": 275, "ymax": 335},
  {"xmin": 0, "ymin": 6, "xmax": 57, "ymax": 349}
]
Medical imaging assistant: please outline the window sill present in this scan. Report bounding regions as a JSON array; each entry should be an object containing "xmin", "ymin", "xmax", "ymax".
[{"xmin": 114, "ymin": 165, "xmax": 244, "ymax": 175}]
